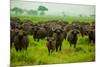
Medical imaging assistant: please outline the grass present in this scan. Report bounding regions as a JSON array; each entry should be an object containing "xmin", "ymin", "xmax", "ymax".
[
  {"xmin": 10, "ymin": 16, "xmax": 95, "ymax": 66},
  {"xmin": 17, "ymin": 16, "xmax": 95, "ymax": 23},
  {"xmin": 10, "ymin": 35, "xmax": 95, "ymax": 66}
]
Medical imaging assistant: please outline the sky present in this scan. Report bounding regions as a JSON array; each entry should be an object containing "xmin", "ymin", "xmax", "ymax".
[{"xmin": 10, "ymin": 0, "xmax": 95, "ymax": 16}]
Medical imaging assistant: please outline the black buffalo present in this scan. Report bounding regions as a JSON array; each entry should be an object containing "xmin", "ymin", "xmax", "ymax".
[
  {"xmin": 87, "ymin": 29, "xmax": 95, "ymax": 43},
  {"xmin": 14, "ymin": 29, "xmax": 29, "ymax": 51},
  {"xmin": 52, "ymin": 27, "xmax": 65, "ymax": 52},
  {"xmin": 32, "ymin": 24, "xmax": 47, "ymax": 41},
  {"xmin": 46, "ymin": 36, "xmax": 56, "ymax": 55},
  {"xmin": 67, "ymin": 29, "xmax": 79, "ymax": 48}
]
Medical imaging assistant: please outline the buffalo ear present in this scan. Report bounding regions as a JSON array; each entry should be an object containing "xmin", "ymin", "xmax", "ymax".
[{"xmin": 61, "ymin": 26, "xmax": 65, "ymax": 32}]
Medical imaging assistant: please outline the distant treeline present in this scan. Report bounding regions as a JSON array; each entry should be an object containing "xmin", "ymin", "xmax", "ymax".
[{"xmin": 11, "ymin": 5, "xmax": 48, "ymax": 16}]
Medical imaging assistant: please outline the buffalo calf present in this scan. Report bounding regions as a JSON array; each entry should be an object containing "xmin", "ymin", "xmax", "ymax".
[{"xmin": 46, "ymin": 36, "xmax": 56, "ymax": 55}]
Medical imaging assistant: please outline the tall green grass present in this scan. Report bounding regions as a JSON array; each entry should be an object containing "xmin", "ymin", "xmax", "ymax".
[
  {"xmin": 11, "ymin": 35, "xmax": 95, "ymax": 66},
  {"xmin": 17, "ymin": 16, "xmax": 95, "ymax": 23}
]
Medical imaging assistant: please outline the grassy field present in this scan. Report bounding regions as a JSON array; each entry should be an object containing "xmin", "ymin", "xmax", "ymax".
[
  {"xmin": 10, "ymin": 16, "xmax": 95, "ymax": 67},
  {"xmin": 17, "ymin": 16, "xmax": 95, "ymax": 23}
]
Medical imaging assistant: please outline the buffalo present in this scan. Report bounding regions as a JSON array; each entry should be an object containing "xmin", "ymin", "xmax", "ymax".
[
  {"xmin": 46, "ymin": 36, "xmax": 56, "ymax": 55},
  {"xmin": 32, "ymin": 24, "xmax": 47, "ymax": 41},
  {"xmin": 14, "ymin": 29, "xmax": 29, "ymax": 51},
  {"xmin": 87, "ymin": 29, "xmax": 95, "ymax": 43},
  {"xmin": 67, "ymin": 29, "xmax": 79, "ymax": 48},
  {"xmin": 52, "ymin": 27, "xmax": 65, "ymax": 52},
  {"xmin": 22, "ymin": 20, "xmax": 33, "ymax": 35}
]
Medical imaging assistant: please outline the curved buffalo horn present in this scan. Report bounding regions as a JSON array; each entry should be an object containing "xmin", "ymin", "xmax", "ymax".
[
  {"xmin": 52, "ymin": 27, "xmax": 55, "ymax": 31},
  {"xmin": 61, "ymin": 26, "xmax": 65, "ymax": 32}
]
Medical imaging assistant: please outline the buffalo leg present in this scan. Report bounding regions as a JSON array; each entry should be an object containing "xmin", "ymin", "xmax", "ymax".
[
  {"xmin": 18, "ymin": 48, "xmax": 22, "ymax": 51},
  {"xmin": 59, "ymin": 43, "xmax": 62, "ymax": 51},
  {"xmin": 56, "ymin": 45, "xmax": 58, "ymax": 52},
  {"xmin": 74, "ymin": 44, "xmax": 76, "ymax": 48},
  {"xmin": 70, "ymin": 43, "xmax": 72, "ymax": 47},
  {"xmin": 48, "ymin": 48, "xmax": 50, "ymax": 55},
  {"xmin": 15, "ymin": 47, "xmax": 19, "ymax": 51},
  {"xmin": 93, "ymin": 39, "xmax": 95, "ymax": 43}
]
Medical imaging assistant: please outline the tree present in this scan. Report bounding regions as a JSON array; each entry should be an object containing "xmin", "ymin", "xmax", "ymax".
[
  {"xmin": 27, "ymin": 10, "xmax": 38, "ymax": 16},
  {"xmin": 79, "ymin": 14, "xmax": 82, "ymax": 17},
  {"xmin": 11, "ymin": 7, "xmax": 23, "ymax": 15},
  {"xmin": 38, "ymin": 6, "xmax": 48, "ymax": 15},
  {"xmin": 62, "ymin": 12, "xmax": 66, "ymax": 17},
  {"xmin": 90, "ymin": 14, "xmax": 95, "ymax": 18}
]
